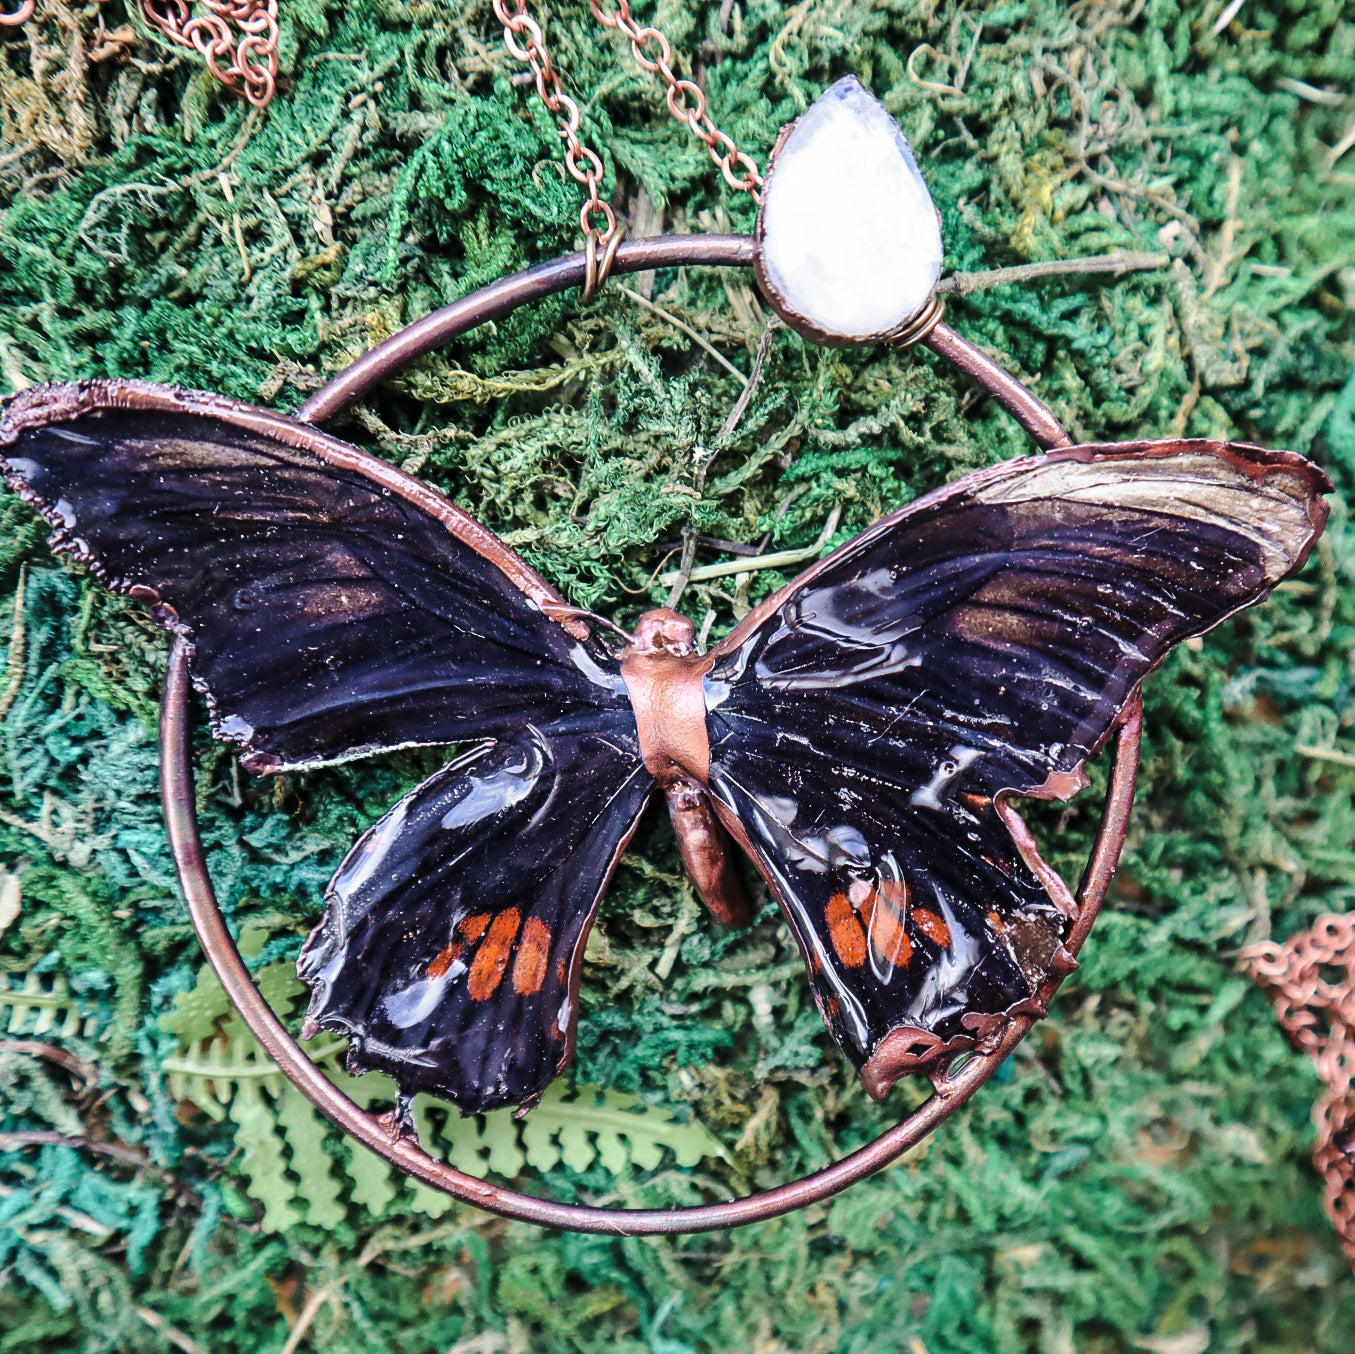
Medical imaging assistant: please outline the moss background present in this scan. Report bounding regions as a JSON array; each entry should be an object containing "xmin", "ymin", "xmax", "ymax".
[{"xmin": 2, "ymin": 0, "xmax": 1355, "ymax": 1349}]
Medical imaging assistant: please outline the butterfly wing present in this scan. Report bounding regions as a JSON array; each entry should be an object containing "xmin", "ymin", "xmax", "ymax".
[
  {"xmin": 299, "ymin": 713, "xmax": 653, "ymax": 1112},
  {"xmin": 702, "ymin": 440, "xmax": 1329, "ymax": 1096},
  {"xmin": 2, "ymin": 380, "xmax": 655, "ymax": 1110},
  {"xmin": 0, "ymin": 381, "xmax": 628, "ymax": 772}
]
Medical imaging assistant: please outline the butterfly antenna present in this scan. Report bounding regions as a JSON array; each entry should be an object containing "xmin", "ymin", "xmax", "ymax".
[{"xmin": 544, "ymin": 602, "xmax": 634, "ymax": 652}]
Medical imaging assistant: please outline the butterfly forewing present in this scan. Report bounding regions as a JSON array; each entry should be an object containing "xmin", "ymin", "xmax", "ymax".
[
  {"xmin": 0, "ymin": 382, "xmax": 630, "ymax": 772},
  {"xmin": 703, "ymin": 441, "xmax": 1329, "ymax": 1096}
]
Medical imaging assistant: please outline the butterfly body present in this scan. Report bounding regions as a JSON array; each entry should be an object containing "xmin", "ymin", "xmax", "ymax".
[{"xmin": 0, "ymin": 380, "xmax": 1330, "ymax": 1117}]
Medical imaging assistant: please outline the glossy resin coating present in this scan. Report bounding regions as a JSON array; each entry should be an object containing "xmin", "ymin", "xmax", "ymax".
[
  {"xmin": 1, "ymin": 382, "xmax": 651, "ymax": 1113},
  {"xmin": 0, "ymin": 381, "xmax": 1331, "ymax": 1115},
  {"xmin": 699, "ymin": 442, "xmax": 1329, "ymax": 1092},
  {"xmin": 0, "ymin": 383, "xmax": 628, "ymax": 774},
  {"xmin": 299, "ymin": 720, "xmax": 653, "ymax": 1111}
]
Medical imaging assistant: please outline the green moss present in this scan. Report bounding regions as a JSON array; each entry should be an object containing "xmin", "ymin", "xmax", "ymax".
[{"xmin": 2, "ymin": 0, "xmax": 1355, "ymax": 1349}]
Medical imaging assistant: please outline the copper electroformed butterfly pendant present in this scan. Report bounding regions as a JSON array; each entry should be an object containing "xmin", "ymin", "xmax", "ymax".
[{"xmin": 0, "ymin": 78, "xmax": 1332, "ymax": 1227}]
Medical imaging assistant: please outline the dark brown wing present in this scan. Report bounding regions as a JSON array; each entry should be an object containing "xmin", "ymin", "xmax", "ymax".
[
  {"xmin": 702, "ymin": 440, "xmax": 1329, "ymax": 1096},
  {"xmin": 1, "ymin": 379, "xmax": 657, "ymax": 1112},
  {"xmin": 299, "ymin": 715, "xmax": 653, "ymax": 1112},
  {"xmin": 0, "ymin": 381, "xmax": 627, "ymax": 772}
]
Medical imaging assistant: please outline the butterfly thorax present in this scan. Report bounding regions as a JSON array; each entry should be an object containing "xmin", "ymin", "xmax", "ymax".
[
  {"xmin": 619, "ymin": 608, "xmax": 712, "ymax": 787},
  {"xmin": 620, "ymin": 609, "xmax": 750, "ymax": 926}
]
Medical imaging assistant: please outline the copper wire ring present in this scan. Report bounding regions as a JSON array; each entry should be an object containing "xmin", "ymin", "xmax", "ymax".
[
  {"xmin": 887, "ymin": 294, "xmax": 946, "ymax": 350},
  {"xmin": 582, "ymin": 225, "xmax": 626, "ymax": 303},
  {"xmin": 164, "ymin": 236, "xmax": 1140, "ymax": 1233}
]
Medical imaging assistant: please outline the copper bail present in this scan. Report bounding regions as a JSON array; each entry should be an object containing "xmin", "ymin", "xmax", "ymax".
[{"xmin": 582, "ymin": 225, "xmax": 626, "ymax": 303}]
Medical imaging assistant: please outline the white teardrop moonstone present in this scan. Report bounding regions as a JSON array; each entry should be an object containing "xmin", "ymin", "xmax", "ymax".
[{"xmin": 755, "ymin": 76, "xmax": 943, "ymax": 344}]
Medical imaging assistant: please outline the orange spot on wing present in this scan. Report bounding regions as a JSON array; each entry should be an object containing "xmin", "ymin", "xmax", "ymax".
[
  {"xmin": 425, "ymin": 943, "xmax": 463, "ymax": 979},
  {"xmin": 912, "ymin": 908, "xmax": 952, "ymax": 949},
  {"xmin": 459, "ymin": 913, "xmax": 491, "ymax": 942},
  {"xmin": 870, "ymin": 878, "xmax": 913, "ymax": 970},
  {"xmin": 467, "ymin": 909, "xmax": 521, "ymax": 1001},
  {"xmin": 826, "ymin": 892, "xmax": 867, "ymax": 968},
  {"xmin": 512, "ymin": 918, "xmax": 552, "ymax": 996}
]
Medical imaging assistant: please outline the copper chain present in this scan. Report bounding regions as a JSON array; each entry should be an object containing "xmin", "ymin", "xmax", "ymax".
[
  {"xmin": 588, "ymin": 0, "xmax": 762, "ymax": 199},
  {"xmin": 141, "ymin": 0, "xmax": 279, "ymax": 108},
  {"xmin": 11, "ymin": 0, "xmax": 754, "ymax": 214},
  {"xmin": 1244, "ymin": 912, "xmax": 1355, "ymax": 1268},
  {"xmin": 492, "ymin": 0, "xmax": 762, "ymax": 289},
  {"xmin": 491, "ymin": 0, "xmax": 617, "ymax": 244}
]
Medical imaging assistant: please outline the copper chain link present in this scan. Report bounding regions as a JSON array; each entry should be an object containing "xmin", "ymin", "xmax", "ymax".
[
  {"xmin": 491, "ymin": 0, "xmax": 616, "ymax": 246},
  {"xmin": 141, "ymin": 0, "xmax": 279, "ymax": 108},
  {"xmin": 0, "ymin": 0, "xmax": 35, "ymax": 27},
  {"xmin": 10, "ymin": 0, "xmax": 754, "ymax": 238},
  {"xmin": 587, "ymin": 0, "xmax": 762, "ymax": 198},
  {"xmin": 1244, "ymin": 913, "xmax": 1355, "ymax": 1267},
  {"xmin": 0, "ymin": 0, "xmax": 276, "ymax": 102},
  {"xmin": 492, "ymin": 0, "xmax": 762, "ymax": 295}
]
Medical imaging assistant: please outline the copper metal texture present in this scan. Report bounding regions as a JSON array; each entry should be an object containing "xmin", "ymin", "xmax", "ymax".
[
  {"xmin": 587, "ymin": 0, "xmax": 763, "ymax": 197},
  {"xmin": 140, "ymin": 0, "xmax": 279, "ymax": 108},
  {"xmin": 296, "ymin": 234, "xmax": 1073, "ymax": 450},
  {"xmin": 920, "ymin": 320, "xmax": 1072, "ymax": 450},
  {"xmin": 296, "ymin": 237, "xmax": 758, "ymax": 424},
  {"xmin": 494, "ymin": 0, "xmax": 761, "ymax": 256},
  {"xmin": 162, "ymin": 639, "xmax": 1140, "ymax": 1234},
  {"xmin": 1244, "ymin": 915, "xmax": 1355, "ymax": 1265},
  {"xmin": 491, "ymin": 0, "xmax": 616, "ymax": 246},
  {"xmin": 149, "ymin": 233, "xmax": 1151, "ymax": 1231}
]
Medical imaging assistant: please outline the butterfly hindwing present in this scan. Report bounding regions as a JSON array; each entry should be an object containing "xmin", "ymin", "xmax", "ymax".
[
  {"xmin": 706, "ymin": 733, "xmax": 1064, "ymax": 1093},
  {"xmin": 299, "ymin": 714, "xmax": 653, "ymax": 1112},
  {"xmin": 703, "ymin": 440, "xmax": 1329, "ymax": 1096}
]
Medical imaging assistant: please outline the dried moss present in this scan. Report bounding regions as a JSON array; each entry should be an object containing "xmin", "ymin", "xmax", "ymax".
[{"xmin": 2, "ymin": 0, "xmax": 1355, "ymax": 1350}]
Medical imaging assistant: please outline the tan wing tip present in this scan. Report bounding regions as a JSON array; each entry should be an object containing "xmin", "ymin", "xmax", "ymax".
[
  {"xmin": 1022, "ymin": 437, "xmax": 1331, "ymax": 584},
  {"xmin": 1221, "ymin": 440, "xmax": 1332, "ymax": 581}
]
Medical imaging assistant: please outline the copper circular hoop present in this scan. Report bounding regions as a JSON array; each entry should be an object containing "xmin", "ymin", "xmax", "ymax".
[{"xmin": 160, "ymin": 236, "xmax": 1142, "ymax": 1234}]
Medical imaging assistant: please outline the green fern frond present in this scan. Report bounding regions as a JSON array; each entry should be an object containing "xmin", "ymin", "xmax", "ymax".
[
  {"xmin": 228, "ymin": 1076, "xmax": 303, "ymax": 1233},
  {"xmin": 161, "ymin": 1028, "xmax": 291, "ymax": 1121},
  {"xmin": 275, "ymin": 1086, "xmax": 347, "ymax": 1230},
  {"xmin": 0, "ymin": 970, "xmax": 98, "ymax": 1040},
  {"xmin": 512, "ymin": 1081, "xmax": 729, "ymax": 1174},
  {"xmin": 156, "ymin": 963, "xmax": 232, "ymax": 1043},
  {"xmin": 438, "ymin": 1102, "xmax": 527, "ymax": 1181},
  {"xmin": 322, "ymin": 1062, "xmax": 402, "ymax": 1217},
  {"xmin": 159, "ymin": 960, "xmax": 728, "ymax": 1230},
  {"xmin": 344, "ymin": 1139, "xmax": 400, "ymax": 1218},
  {"xmin": 407, "ymin": 1099, "xmax": 455, "ymax": 1218}
]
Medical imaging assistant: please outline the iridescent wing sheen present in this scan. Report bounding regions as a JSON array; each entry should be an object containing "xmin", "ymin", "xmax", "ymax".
[
  {"xmin": 702, "ymin": 440, "xmax": 1330, "ymax": 1097},
  {"xmin": 0, "ymin": 381, "xmax": 629, "ymax": 772},
  {"xmin": 299, "ymin": 714, "xmax": 653, "ymax": 1112}
]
